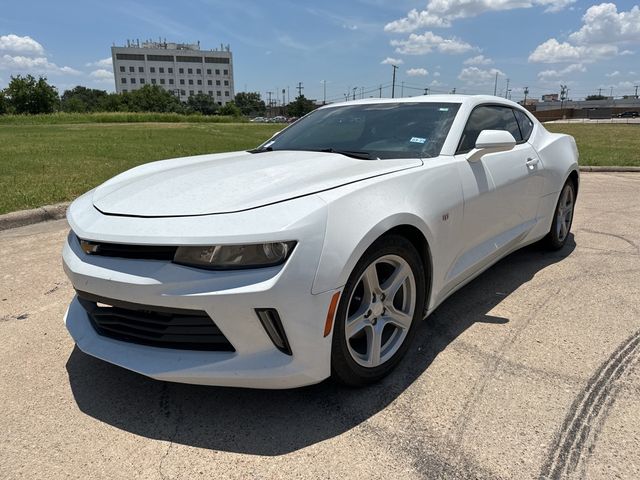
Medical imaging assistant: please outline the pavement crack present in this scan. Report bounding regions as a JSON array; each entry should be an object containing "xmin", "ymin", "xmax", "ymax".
[{"xmin": 539, "ymin": 328, "xmax": 640, "ymax": 480}]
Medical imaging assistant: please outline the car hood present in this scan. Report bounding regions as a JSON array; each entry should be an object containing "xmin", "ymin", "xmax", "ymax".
[{"xmin": 92, "ymin": 150, "xmax": 422, "ymax": 217}]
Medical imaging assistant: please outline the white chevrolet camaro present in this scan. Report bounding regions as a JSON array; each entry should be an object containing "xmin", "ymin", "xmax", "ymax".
[{"xmin": 63, "ymin": 95, "xmax": 579, "ymax": 388}]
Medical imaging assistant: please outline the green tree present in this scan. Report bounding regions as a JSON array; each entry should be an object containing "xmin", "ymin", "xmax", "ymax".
[
  {"xmin": 286, "ymin": 95, "xmax": 316, "ymax": 117},
  {"xmin": 5, "ymin": 75, "xmax": 59, "ymax": 114},
  {"xmin": 585, "ymin": 94, "xmax": 607, "ymax": 101},
  {"xmin": 219, "ymin": 101, "xmax": 241, "ymax": 116},
  {"xmin": 233, "ymin": 92, "xmax": 266, "ymax": 116},
  {"xmin": 122, "ymin": 85, "xmax": 183, "ymax": 112},
  {"xmin": 186, "ymin": 93, "xmax": 220, "ymax": 115},
  {"xmin": 61, "ymin": 86, "xmax": 109, "ymax": 112},
  {"xmin": 0, "ymin": 91, "xmax": 8, "ymax": 114},
  {"xmin": 97, "ymin": 93, "xmax": 123, "ymax": 112}
]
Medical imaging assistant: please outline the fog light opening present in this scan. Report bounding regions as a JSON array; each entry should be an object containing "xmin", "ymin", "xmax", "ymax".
[{"xmin": 255, "ymin": 308, "xmax": 292, "ymax": 356}]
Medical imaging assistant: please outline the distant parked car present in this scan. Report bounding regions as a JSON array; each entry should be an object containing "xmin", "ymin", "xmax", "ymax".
[
  {"xmin": 250, "ymin": 117, "xmax": 266, "ymax": 123},
  {"xmin": 616, "ymin": 111, "xmax": 639, "ymax": 118},
  {"xmin": 63, "ymin": 95, "xmax": 579, "ymax": 388}
]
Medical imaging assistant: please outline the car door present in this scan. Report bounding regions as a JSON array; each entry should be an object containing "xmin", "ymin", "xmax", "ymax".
[{"xmin": 447, "ymin": 105, "xmax": 544, "ymax": 283}]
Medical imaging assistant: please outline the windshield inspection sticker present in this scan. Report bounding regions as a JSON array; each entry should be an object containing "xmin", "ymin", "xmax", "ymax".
[
  {"xmin": 439, "ymin": 107, "xmax": 449, "ymax": 111},
  {"xmin": 410, "ymin": 137, "xmax": 427, "ymax": 144}
]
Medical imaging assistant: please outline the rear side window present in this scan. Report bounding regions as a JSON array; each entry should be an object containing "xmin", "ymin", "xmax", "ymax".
[
  {"xmin": 514, "ymin": 109, "xmax": 534, "ymax": 141},
  {"xmin": 457, "ymin": 105, "xmax": 523, "ymax": 154}
]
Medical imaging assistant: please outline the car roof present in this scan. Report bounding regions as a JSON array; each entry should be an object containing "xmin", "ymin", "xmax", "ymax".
[{"xmin": 320, "ymin": 94, "xmax": 525, "ymax": 111}]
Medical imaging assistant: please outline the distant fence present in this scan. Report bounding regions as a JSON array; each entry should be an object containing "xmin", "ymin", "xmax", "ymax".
[{"xmin": 531, "ymin": 107, "xmax": 638, "ymax": 122}]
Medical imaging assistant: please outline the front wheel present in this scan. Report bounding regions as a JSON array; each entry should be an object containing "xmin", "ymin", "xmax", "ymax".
[
  {"xmin": 331, "ymin": 235, "xmax": 426, "ymax": 387},
  {"xmin": 543, "ymin": 180, "xmax": 576, "ymax": 250}
]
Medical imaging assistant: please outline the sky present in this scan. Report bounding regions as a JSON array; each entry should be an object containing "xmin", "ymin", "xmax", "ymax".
[{"xmin": 1, "ymin": 0, "xmax": 639, "ymax": 102}]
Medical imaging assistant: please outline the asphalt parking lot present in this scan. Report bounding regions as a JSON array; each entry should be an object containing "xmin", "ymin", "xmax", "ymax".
[{"xmin": 1, "ymin": 172, "xmax": 639, "ymax": 480}]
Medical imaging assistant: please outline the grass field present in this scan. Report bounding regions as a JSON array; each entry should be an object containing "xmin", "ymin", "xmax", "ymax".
[
  {"xmin": 0, "ymin": 123, "xmax": 280, "ymax": 214},
  {"xmin": 0, "ymin": 121, "xmax": 637, "ymax": 215},
  {"xmin": 545, "ymin": 123, "xmax": 640, "ymax": 167}
]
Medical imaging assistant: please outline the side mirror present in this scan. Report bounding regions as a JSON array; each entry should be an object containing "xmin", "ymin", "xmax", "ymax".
[{"xmin": 466, "ymin": 130, "xmax": 516, "ymax": 162}]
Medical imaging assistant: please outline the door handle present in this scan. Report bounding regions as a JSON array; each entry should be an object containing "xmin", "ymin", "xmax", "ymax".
[{"xmin": 526, "ymin": 157, "xmax": 539, "ymax": 169}]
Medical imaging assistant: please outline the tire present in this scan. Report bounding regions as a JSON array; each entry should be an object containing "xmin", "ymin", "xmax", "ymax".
[
  {"xmin": 543, "ymin": 180, "xmax": 576, "ymax": 250},
  {"xmin": 331, "ymin": 234, "xmax": 427, "ymax": 387}
]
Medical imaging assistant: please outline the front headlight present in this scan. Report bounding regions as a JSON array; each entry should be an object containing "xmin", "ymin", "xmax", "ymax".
[{"xmin": 173, "ymin": 241, "xmax": 296, "ymax": 270}]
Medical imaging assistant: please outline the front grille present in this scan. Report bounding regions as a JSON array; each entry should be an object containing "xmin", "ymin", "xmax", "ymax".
[
  {"xmin": 76, "ymin": 291, "xmax": 234, "ymax": 352},
  {"xmin": 77, "ymin": 236, "xmax": 177, "ymax": 261}
]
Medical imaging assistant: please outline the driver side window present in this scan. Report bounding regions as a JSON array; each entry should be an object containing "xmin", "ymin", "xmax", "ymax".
[{"xmin": 456, "ymin": 105, "xmax": 523, "ymax": 154}]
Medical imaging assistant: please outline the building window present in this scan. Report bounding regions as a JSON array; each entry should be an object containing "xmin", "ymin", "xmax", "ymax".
[
  {"xmin": 216, "ymin": 80, "xmax": 221, "ymax": 86},
  {"xmin": 159, "ymin": 67, "xmax": 164, "ymax": 73},
  {"xmin": 197, "ymin": 79, "xmax": 202, "ymax": 85},
  {"xmin": 150, "ymin": 79, "xmax": 155, "ymax": 84},
  {"xmin": 189, "ymin": 90, "xmax": 194, "ymax": 96},
  {"xmin": 179, "ymin": 79, "xmax": 185, "ymax": 85},
  {"xmin": 168, "ymin": 67, "xmax": 173, "ymax": 74},
  {"xmin": 121, "ymin": 78, "xmax": 127, "ymax": 84},
  {"xmin": 122, "ymin": 89, "xmax": 128, "ymax": 93},
  {"xmin": 218, "ymin": 101, "xmax": 222, "ymax": 106},
  {"xmin": 207, "ymin": 69, "xmax": 211, "ymax": 75},
  {"xmin": 225, "ymin": 91, "xmax": 230, "ymax": 96},
  {"xmin": 160, "ymin": 78, "xmax": 165, "ymax": 85},
  {"xmin": 140, "ymin": 78, "xmax": 146, "ymax": 84},
  {"xmin": 139, "ymin": 66, "xmax": 144, "ymax": 73},
  {"xmin": 207, "ymin": 80, "xmax": 212, "ymax": 86},
  {"xmin": 198, "ymin": 90, "xmax": 202, "ymax": 94},
  {"xmin": 150, "ymin": 67, "xmax": 156, "ymax": 73},
  {"xmin": 208, "ymin": 91, "xmax": 213, "ymax": 96},
  {"xmin": 169, "ymin": 78, "xmax": 174, "ymax": 85},
  {"xmin": 129, "ymin": 66, "xmax": 134, "ymax": 73},
  {"xmin": 187, "ymin": 68, "xmax": 193, "ymax": 74},
  {"xmin": 179, "ymin": 68, "xmax": 184, "ymax": 74},
  {"xmin": 217, "ymin": 90, "xmax": 221, "ymax": 96},
  {"xmin": 188, "ymin": 79, "xmax": 194, "ymax": 85},
  {"xmin": 131, "ymin": 78, "xmax": 136, "ymax": 84},
  {"xmin": 146, "ymin": 54, "xmax": 174, "ymax": 62},
  {"xmin": 180, "ymin": 89, "xmax": 186, "ymax": 95},
  {"xmin": 223, "ymin": 69, "xmax": 228, "ymax": 75},
  {"xmin": 116, "ymin": 53, "xmax": 145, "ymax": 61},
  {"xmin": 215, "ymin": 69, "xmax": 220, "ymax": 75},
  {"xmin": 119, "ymin": 66, "xmax": 125, "ymax": 72},
  {"xmin": 224, "ymin": 80, "xmax": 229, "ymax": 86},
  {"xmin": 196, "ymin": 68, "xmax": 201, "ymax": 74}
]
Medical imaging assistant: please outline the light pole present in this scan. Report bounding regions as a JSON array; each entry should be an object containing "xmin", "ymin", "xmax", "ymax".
[
  {"xmin": 523, "ymin": 87, "xmax": 529, "ymax": 105},
  {"xmin": 352, "ymin": 87, "xmax": 357, "ymax": 101}
]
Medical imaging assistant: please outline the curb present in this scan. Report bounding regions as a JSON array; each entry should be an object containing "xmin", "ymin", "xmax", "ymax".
[
  {"xmin": 579, "ymin": 166, "xmax": 640, "ymax": 172},
  {"xmin": 0, "ymin": 202, "xmax": 69, "ymax": 232}
]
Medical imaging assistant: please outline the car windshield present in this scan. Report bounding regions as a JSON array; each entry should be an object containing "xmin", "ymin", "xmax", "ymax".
[{"xmin": 253, "ymin": 102, "xmax": 461, "ymax": 160}]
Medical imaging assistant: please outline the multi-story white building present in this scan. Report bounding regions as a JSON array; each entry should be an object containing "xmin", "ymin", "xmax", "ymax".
[{"xmin": 111, "ymin": 40, "xmax": 234, "ymax": 104}]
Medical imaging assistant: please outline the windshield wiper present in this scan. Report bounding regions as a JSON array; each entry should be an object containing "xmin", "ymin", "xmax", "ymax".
[
  {"xmin": 247, "ymin": 146, "xmax": 273, "ymax": 153},
  {"xmin": 317, "ymin": 148, "xmax": 372, "ymax": 160}
]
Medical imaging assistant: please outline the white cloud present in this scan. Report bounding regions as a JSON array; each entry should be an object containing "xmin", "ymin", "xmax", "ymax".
[
  {"xmin": 569, "ymin": 4, "xmax": 640, "ymax": 45},
  {"xmin": 0, "ymin": 54, "xmax": 81, "ymax": 75},
  {"xmin": 407, "ymin": 67, "xmax": 428, "ymax": 76},
  {"xmin": 620, "ymin": 49, "xmax": 634, "ymax": 56},
  {"xmin": 381, "ymin": 57, "xmax": 404, "ymax": 65},
  {"xmin": 528, "ymin": 38, "xmax": 617, "ymax": 63},
  {"xmin": 464, "ymin": 54, "xmax": 493, "ymax": 65},
  {"xmin": 537, "ymin": 63, "xmax": 586, "ymax": 81},
  {"xmin": 89, "ymin": 69, "xmax": 114, "ymax": 80},
  {"xmin": 458, "ymin": 66, "xmax": 505, "ymax": 84},
  {"xmin": 384, "ymin": 0, "xmax": 575, "ymax": 32},
  {"xmin": 605, "ymin": 70, "xmax": 620, "ymax": 77},
  {"xmin": 391, "ymin": 32, "xmax": 475, "ymax": 55},
  {"xmin": 86, "ymin": 57, "xmax": 112, "ymax": 68},
  {"xmin": 433, "ymin": 71, "xmax": 441, "ymax": 77},
  {"xmin": 0, "ymin": 34, "xmax": 44, "ymax": 55}
]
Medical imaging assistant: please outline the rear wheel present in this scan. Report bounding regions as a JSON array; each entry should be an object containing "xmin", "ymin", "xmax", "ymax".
[
  {"xmin": 543, "ymin": 180, "xmax": 576, "ymax": 250},
  {"xmin": 331, "ymin": 235, "xmax": 426, "ymax": 386}
]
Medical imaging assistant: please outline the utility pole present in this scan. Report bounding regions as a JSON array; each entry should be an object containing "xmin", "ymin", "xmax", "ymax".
[
  {"xmin": 635, "ymin": 85, "xmax": 639, "ymax": 98},
  {"xmin": 321, "ymin": 80, "xmax": 326, "ymax": 104},
  {"xmin": 504, "ymin": 78, "xmax": 510, "ymax": 99},
  {"xmin": 493, "ymin": 71, "xmax": 498, "ymax": 96},
  {"xmin": 379, "ymin": 85, "xmax": 382, "ymax": 98},
  {"xmin": 401, "ymin": 81, "xmax": 404, "ymax": 98},
  {"xmin": 598, "ymin": 88, "xmax": 603, "ymax": 96},
  {"xmin": 560, "ymin": 85, "xmax": 567, "ymax": 111},
  {"xmin": 352, "ymin": 87, "xmax": 357, "ymax": 101},
  {"xmin": 391, "ymin": 64, "xmax": 398, "ymax": 98},
  {"xmin": 360, "ymin": 86, "xmax": 364, "ymax": 99},
  {"xmin": 424, "ymin": 87, "xmax": 429, "ymax": 95},
  {"xmin": 451, "ymin": 87, "xmax": 456, "ymax": 94},
  {"xmin": 296, "ymin": 82, "xmax": 304, "ymax": 97},
  {"xmin": 282, "ymin": 89, "xmax": 286, "ymax": 113},
  {"xmin": 523, "ymin": 87, "xmax": 529, "ymax": 105},
  {"xmin": 610, "ymin": 86, "xmax": 614, "ymax": 98},
  {"xmin": 267, "ymin": 91, "xmax": 273, "ymax": 117}
]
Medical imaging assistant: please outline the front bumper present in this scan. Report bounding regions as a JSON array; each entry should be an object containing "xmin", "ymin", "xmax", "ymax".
[{"xmin": 62, "ymin": 198, "xmax": 338, "ymax": 389}]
